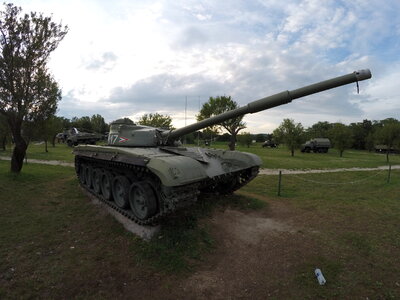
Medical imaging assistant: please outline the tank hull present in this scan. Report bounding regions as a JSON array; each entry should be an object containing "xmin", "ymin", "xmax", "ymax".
[{"xmin": 74, "ymin": 145, "xmax": 261, "ymax": 224}]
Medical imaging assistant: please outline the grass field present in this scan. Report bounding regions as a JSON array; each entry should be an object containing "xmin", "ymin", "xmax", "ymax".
[
  {"xmin": 240, "ymin": 170, "xmax": 400, "ymax": 298},
  {"xmin": 0, "ymin": 159, "xmax": 399, "ymax": 298},
  {"xmin": 1, "ymin": 141, "xmax": 399, "ymax": 169}
]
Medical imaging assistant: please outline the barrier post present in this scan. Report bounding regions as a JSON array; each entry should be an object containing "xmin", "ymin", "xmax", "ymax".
[
  {"xmin": 387, "ymin": 164, "xmax": 392, "ymax": 183},
  {"xmin": 278, "ymin": 171, "xmax": 282, "ymax": 196}
]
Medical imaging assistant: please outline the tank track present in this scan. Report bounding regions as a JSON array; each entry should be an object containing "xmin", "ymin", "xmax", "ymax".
[
  {"xmin": 75, "ymin": 156, "xmax": 199, "ymax": 226},
  {"xmin": 75, "ymin": 156, "xmax": 259, "ymax": 225}
]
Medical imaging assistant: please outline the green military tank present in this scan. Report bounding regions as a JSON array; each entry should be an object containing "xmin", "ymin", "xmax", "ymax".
[{"xmin": 74, "ymin": 69, "xmax": 372, "ymax": 225}]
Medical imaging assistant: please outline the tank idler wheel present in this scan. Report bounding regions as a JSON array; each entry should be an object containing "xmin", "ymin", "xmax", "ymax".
[
  {"xmin": 84, "ymin": 165, "xmax": 94, "ymax": 188},
  {"xmin": 112, "ymin": 176, "xmax": 131, "ymax": 209},
  {"xmin": 92, "ymin": 168, "xmax": 102, "ymax": 195},
  {"xmin": 100, "ymin": 171, "xmax": 113, "ymax": 200},
  {"xmin": 129, "ymin": 181, "xmax": 158, "ymax": 220}
]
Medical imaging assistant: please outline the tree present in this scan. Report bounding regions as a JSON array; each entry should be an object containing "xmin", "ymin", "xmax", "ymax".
[
  {"xmin": 349, "ymin": 119, "xmax": 373, "ymax": 150},
  {"xmin": 138, "ymin": 113, "xmax": 174, "ymax": 129},
  {"xmin": 329, "ymin": 123, "xmax": 352, "ymax": 157},
  {"xmin": 197, "ymin": 96, "xmax": 246, "ymax": 150},
  {"xmin": 40, "ymin": 116, "xmax": 64, "ymax": 151},
  {"xmin": 237, "ymin": 131, "xmax": 253, "ymax": 148},
  {"xmin": 71, "ymin": 116, "xmax": 92, "ymax": 132},
  {"xmin": 374, "ymin": 119, "xmax": 400, "ymax": 162},
  {"xmin": 306, "ymin": 121, "xmax": 332, "ymax": 140},
  {"xmin": 273, "ymin": 119, "xmax": 304, "ymax": 156},
  {"xmin": 90, "ymin": 114, "xmax": 108, "ymax": 134},
  {"xmin": 0, "ymin": 4, "xmax": 68, "ymax": 172}
]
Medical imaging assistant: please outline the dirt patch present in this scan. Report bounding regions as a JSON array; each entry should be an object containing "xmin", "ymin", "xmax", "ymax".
[
  {"xmin": 210, "ymin": 209, "xmax": 295, "ymax": 245},
  {"xmin": 180, "ymin": 203, "xmax": 319, "ymax": 299}
]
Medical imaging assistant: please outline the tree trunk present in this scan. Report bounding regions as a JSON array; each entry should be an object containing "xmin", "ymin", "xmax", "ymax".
[
  {"xmin": 228, "ymin": 134, "xmax": 236, "ymax": 151},
  {"xmin": 340, "ymin": 150, "xmax": 344, "ymax": 157},
  {"xmin": 291, "ymin": 148, "xmax": 294, "ymax": 156},
  {"xmin": 11, "ymin": 132, "xmax": 27, "ymax": 173},
  {"xmin": 1, "ymin": 136, "xmax": 6, "ymax": 151},
  {"xmin": 45, "ymin": 139, "xmax": 48, "ymax": 152},
  {"xmin": 8, "ymin": 118, "xmax": 27, "ymax": 173},
  {"xmin": 52, "ymin": 135, "xmax": 56, "ymax": 147},
  {"xmin": 386, "ymin": 151, "xmax": 389, "ymax": 163}
]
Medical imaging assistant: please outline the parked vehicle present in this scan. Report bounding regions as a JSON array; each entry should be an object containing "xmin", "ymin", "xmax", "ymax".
[
  {"xmin": 261, "ymin": 140, "xmax": 278, "ymax": 148},
  {"xmin": 301, "ymin": 138, "xmax": 331, "ymax": 153}
]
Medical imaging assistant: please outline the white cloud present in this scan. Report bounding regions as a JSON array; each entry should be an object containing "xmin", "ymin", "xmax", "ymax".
[{"xmin": 10, "ymin": 0, "xmax": 400, "ymax": 133}]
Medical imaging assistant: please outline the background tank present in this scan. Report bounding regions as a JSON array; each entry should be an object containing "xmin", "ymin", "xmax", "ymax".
[
  {"xmin": 65, "ymin": 128, "xmax": 103, "ymax": 147},
  {"xmin": 73, "ymin": 69, "xmax": 372, "ymax": 225}
]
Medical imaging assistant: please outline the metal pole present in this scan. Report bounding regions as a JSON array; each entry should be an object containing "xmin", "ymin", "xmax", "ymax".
[
  {"xmin": 278, "ymin": 170, "xmax": 282, "ymax": 196},
  {"xmin": 387, "ymin": 164, "xmax": 392, "ymax": 183}
]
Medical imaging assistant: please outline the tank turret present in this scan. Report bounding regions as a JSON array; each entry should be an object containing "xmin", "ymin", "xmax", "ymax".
[
  {"xmin": 107, "ymin": 69, "xmax": 371, "ymax": 147},
  {"xmin": 74, "ymin": 69, "xmax": 372, "ymax": 225}
]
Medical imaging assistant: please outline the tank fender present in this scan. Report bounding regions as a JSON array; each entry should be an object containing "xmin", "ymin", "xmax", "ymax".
[{"xmin": 147, "ymin": 156, "xmax": 208, "ymax": 187}]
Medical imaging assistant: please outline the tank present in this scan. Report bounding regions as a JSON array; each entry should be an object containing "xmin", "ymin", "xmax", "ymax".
[
  {"xmin": 65, "ymin": 128, "xmax": 103, "ymax": 147},
  {"xmin": 73, "ymin": 69, "xmax": 372, "ymax": 225}
]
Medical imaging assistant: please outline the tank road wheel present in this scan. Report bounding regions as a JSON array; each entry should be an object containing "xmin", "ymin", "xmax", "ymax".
[
  {"xmin": 112, "ymin": 176, "xmax": 130, "ymax": 209},
  {"xmin": 100, "ymin": 171, "xmax": 113, "ymax": 200},
  {"xmin": 84, "ymin": 165, "xmax": 94, "ymax": 188},
  {"xmin": 129, "ymin": 181, "xmax": 158, "ymax": 220},
  {"xmin": 92, "ymin": 168, "xmax": 102, "ymax": 195}
]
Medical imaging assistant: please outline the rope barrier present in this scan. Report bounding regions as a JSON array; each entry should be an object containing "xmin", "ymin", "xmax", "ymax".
[{"xmin": 279, "ymin": 167, "xmax": 390, "ymax": 186}]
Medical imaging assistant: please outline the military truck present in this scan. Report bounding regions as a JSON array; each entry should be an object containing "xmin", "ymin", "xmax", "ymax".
[
  {"xmin": 261, "ymin": 140, "xmax": 278, "ymax": 148},
  {"xmin": 66, "ymin": 128, "xmax": 103, "ymax": 147},
  {"xmin": 301, "ymin": 138, "xmax": 331, "ymax": 153}
]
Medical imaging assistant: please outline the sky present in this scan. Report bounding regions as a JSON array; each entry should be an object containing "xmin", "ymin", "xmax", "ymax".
[{"xmin": 11, "ymin": 0, "xmax": 400, "ymax": 133}]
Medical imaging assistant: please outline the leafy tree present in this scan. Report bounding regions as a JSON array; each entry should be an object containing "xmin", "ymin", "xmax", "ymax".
[
  {"xmin": 329, "ymin": 123, "xmax": 353, "ymax": 157},
  {"xmin": 71, "ymin": 116, "xmax": 92, "ymax": 132},
  {"xmin": 90, "ymin": 114, "xmax": 108, "ymax": 133},
  {"xmin": 255, "ymin": 133, "xmax": 269, "ymax": 143},
  {"xmin": 0, "ymin": 3, "xmax": 68, "ymax": 172},
  {"xmin": 197, "ymin": 96, "xmax": 246, "ymax": 150},
  {"xmin": 273, "ymin": 119, "xmax": 304, "ymax": 156},
  {"xmin": 306, "ymin": 121, "xmax": 332, "ymax": 140},
  {"xmin": 374, "ymin": 119, "xmax": 400, "ymax": 162},
  {"xmin": 365, "ymin": 132, "xmax": 375, "ymax": 152},
  {"xmin": 138, "ymin": 113, "xmax": 174, "ymax": 129},
  {"xmin": 349, "ymin": 119, "xmax": 373, "ymax": 150},
  {"xmin": 237, "ymin": 131, "xmax": 253, "ymax": 148},
  {"xmin": 40, "ymin": 116, "xmax": 64, "ymax": 151}
]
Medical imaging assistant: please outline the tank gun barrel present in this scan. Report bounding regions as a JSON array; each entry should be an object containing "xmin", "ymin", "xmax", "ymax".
[{"xmin": 164, "ymin": 69, "xmax": 371, "ymax": 140}]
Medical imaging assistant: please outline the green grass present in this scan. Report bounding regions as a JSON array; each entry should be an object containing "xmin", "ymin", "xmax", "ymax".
[
  {"xmin": 0, "ymin": 161, "xmax": 265, "ymax": 298},
  {"xmin": 241, "ymin": 170, "xmax": 400, "ymax": 298},
  {"xmin": 1, "ymin": 142, "xmax": 74, "ymax": 162},
  {"xmin": 2, "ymin": 141, "xmax": 399, "ymax": 169},
  {"xmin": 205, "ymin": 141, "xmax": 400, "ymax": 169}
]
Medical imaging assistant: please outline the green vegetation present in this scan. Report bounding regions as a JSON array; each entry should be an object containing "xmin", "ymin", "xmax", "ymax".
[
  {"xmin": 0, "ymin": 161, "xmax": 265, "ymax": 297},
  {"xmin": 207, "ymin": 142, "xmax": 400, "ymax": 169},
  {"xmin": 0, "ymin": 142, "xmax": 74, "ymax": 163},
  {"xmin": 2, "ymin": 141, "xmax": 399, "ymax": 169},
  {"xmin": 240, "ymin": 170, "xmax": 400, "ymax": 298}
]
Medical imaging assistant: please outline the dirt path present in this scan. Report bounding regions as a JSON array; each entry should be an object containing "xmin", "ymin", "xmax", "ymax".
[
  {"xmin": 1, "ymin": 155, "xmax": 398, "ymax": 174},
  {"xmin": 0, "ymin": 156, "xmax": 74, "ymax": 167},
  {"xmin": 258, "ymin": 164, "xmax": 399, "ymax": 175}
]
